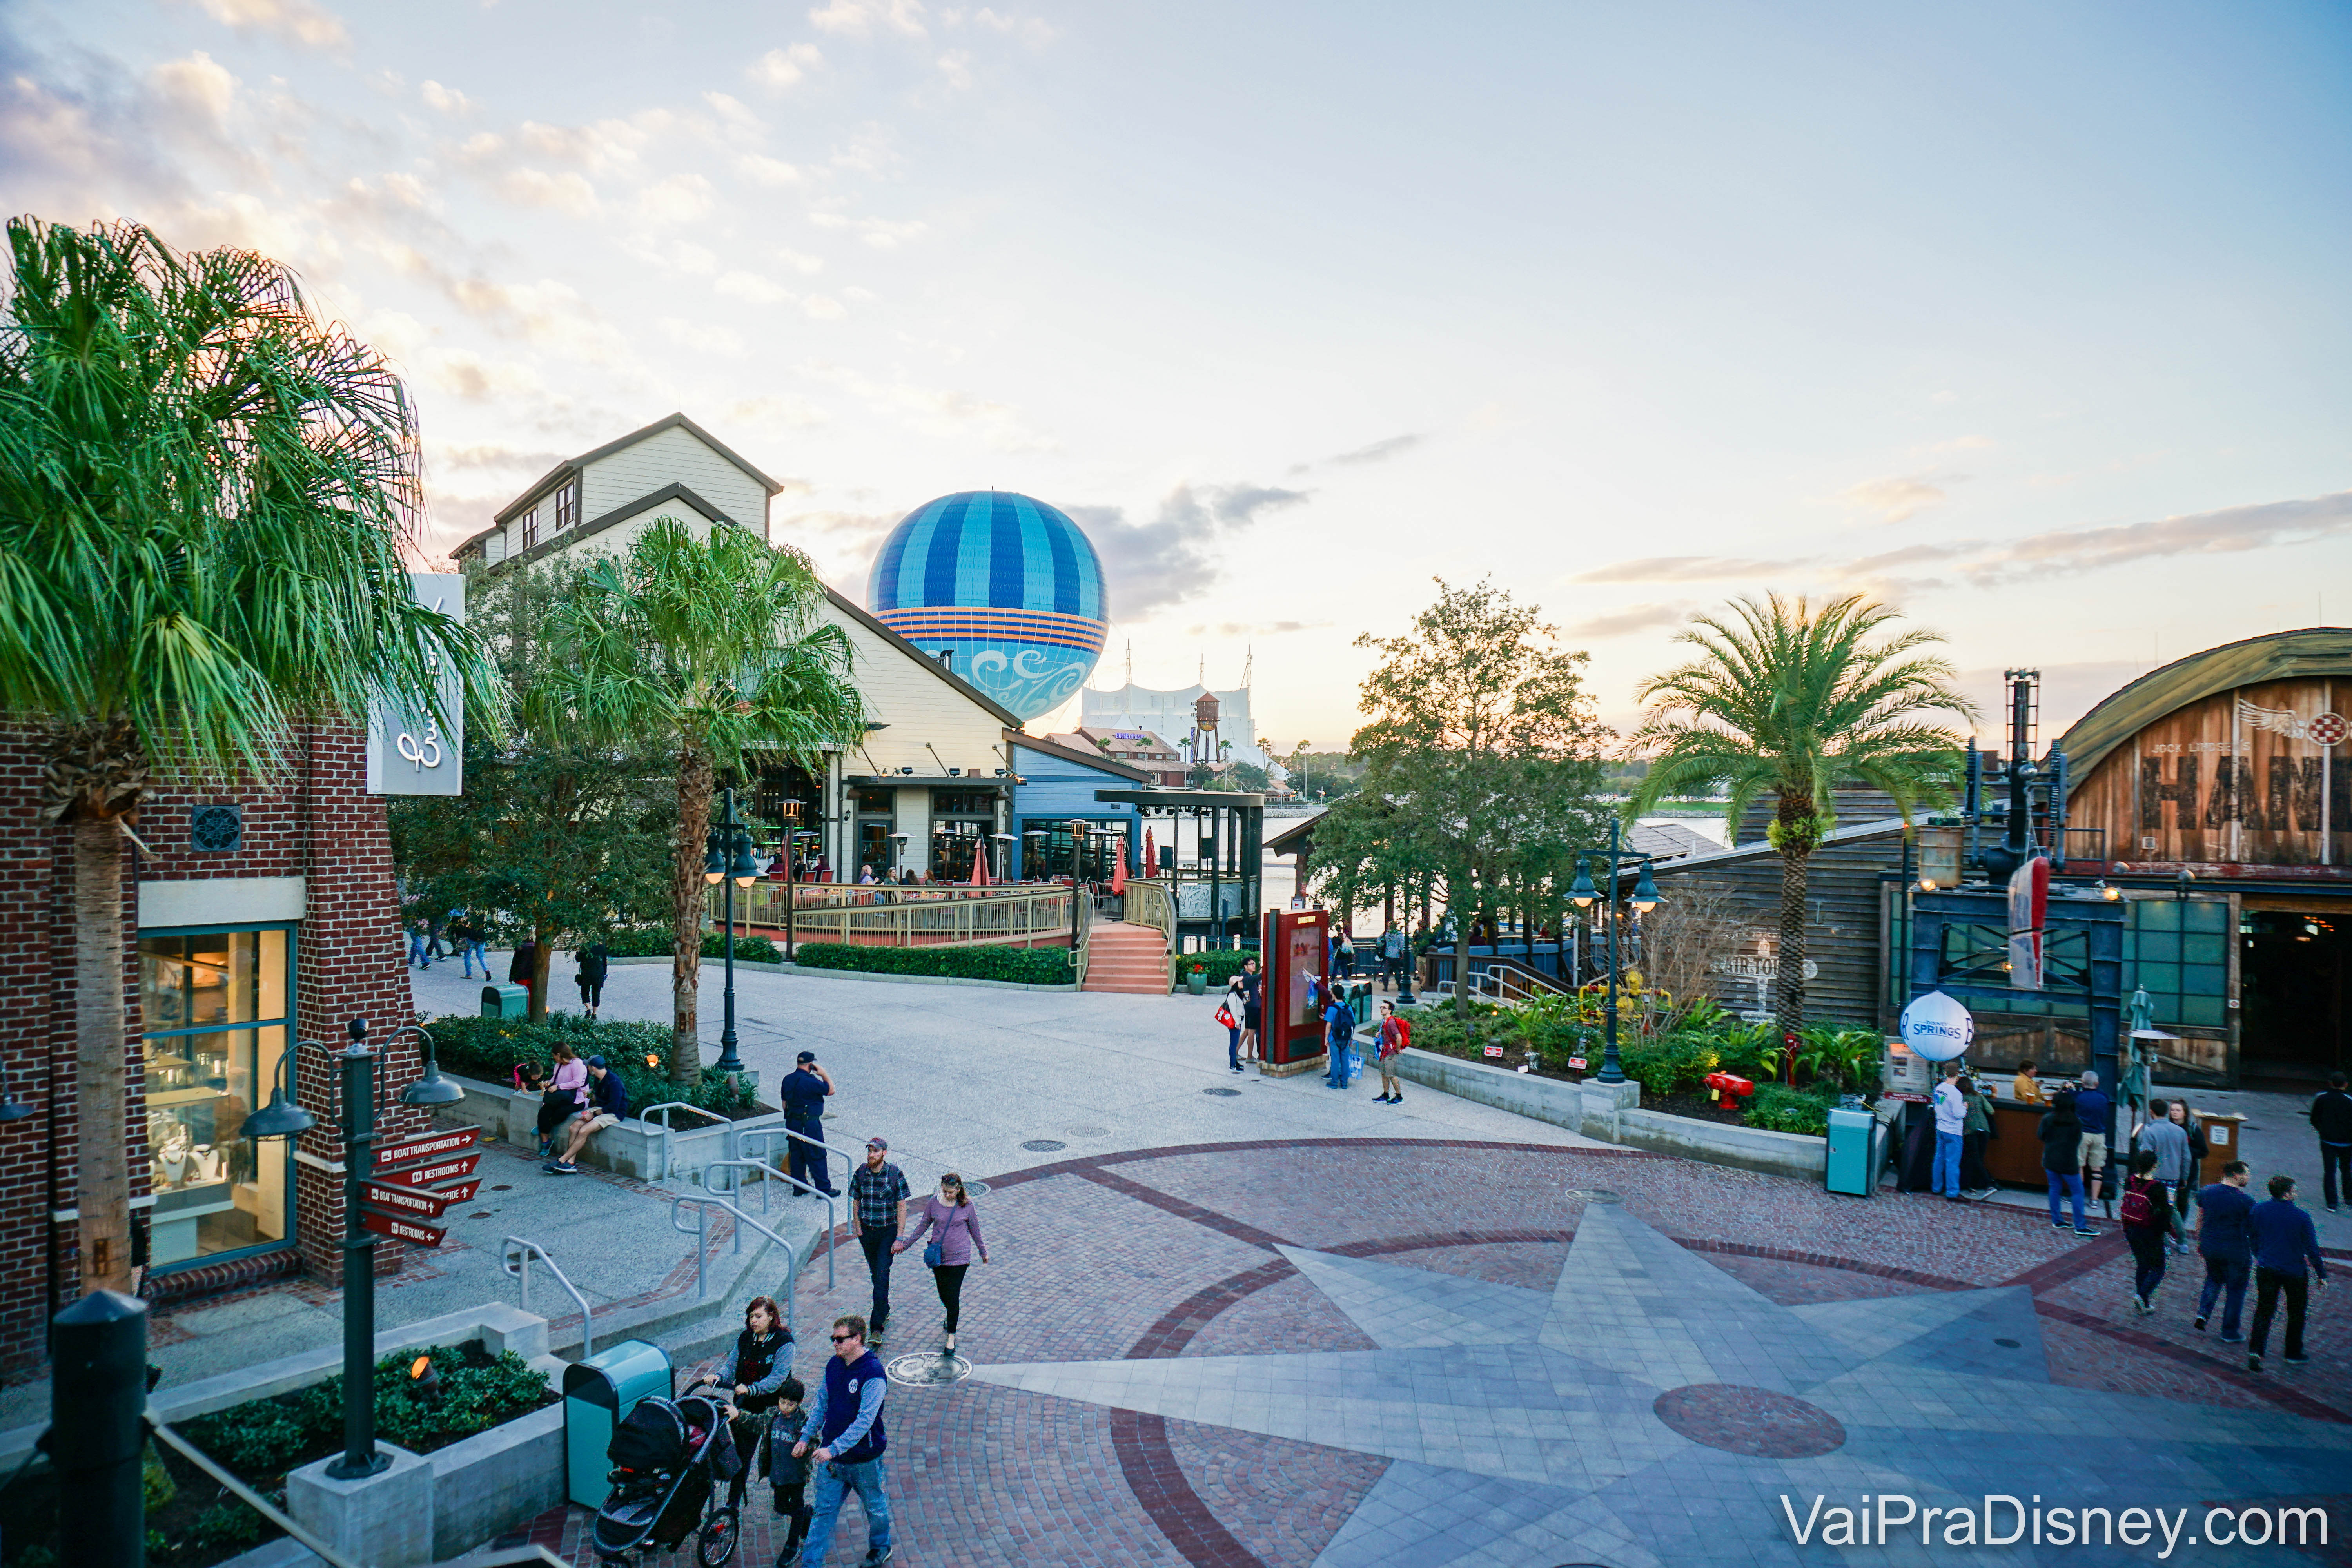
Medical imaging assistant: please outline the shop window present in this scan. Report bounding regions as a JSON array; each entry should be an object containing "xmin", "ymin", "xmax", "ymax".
[
  {"xmin": 140, "ymin": 927, "xmax": 294, "ymax": 1268},
  {"xmin": 931, "ymin": 790, "xmax": 996, "ymax": 817}
]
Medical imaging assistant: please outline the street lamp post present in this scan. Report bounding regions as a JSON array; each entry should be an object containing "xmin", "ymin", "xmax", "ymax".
[
  {"xmin": 1568, "ymin": 818, "xmax": 1664, "ymax": 1086},
  {"xmin": 704, "ymin": 786, "xmax": 763, "ymax": 1078},
  {"xmin": 242, "ymin": 1018, "xmax": 462, "ymax": 1479}
]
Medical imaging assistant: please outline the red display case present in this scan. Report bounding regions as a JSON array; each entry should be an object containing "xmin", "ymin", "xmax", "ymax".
[{"xmin": 1261, "ymin": 909, "xmax": 1330, "ymax": 1070}]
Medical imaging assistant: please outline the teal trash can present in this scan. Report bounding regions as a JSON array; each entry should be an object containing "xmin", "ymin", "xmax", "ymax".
[
  {"xmin": 481, "ymin": 983, "xmax": 528, "ymax": 1019},
  {"xmin": 563, "ymin": 1339, "xmax": 673, "ymax": 1507},
  {"xmin": 1826, "ymin": 1102, "xmax": 1875, "ymax": 1196},
  {"xmin": 1348, "ymin": 980, "xmax": 1373, "ymax": 1026}
]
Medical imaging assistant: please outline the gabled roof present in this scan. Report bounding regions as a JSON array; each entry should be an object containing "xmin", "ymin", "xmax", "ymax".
[
  {"xmin": 822, "ymin": 586, "xmax": 1025, "ymax": 729},
  {"xmin": 454, "ymin": 412, "xmax": 786, "ymax": 552},
  {"xmin": 2055, "ymin": 627, "xmax": 2352, "ymax": 778},
  {"xmin": 1007, "ymin": 729, "xmax": 1153, "ymax": 784},
  {"xmin": 466, "ymin": 482, "xmax": 740, "ymax": 572}
]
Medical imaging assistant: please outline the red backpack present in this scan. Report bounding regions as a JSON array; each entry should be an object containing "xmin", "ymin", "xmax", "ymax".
[{"xmin": 2120, "ymin": 1178, "xmax": 2158, "ymax": 1229}]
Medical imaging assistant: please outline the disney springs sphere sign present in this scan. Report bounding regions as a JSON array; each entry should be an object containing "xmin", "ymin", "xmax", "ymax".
[{"xmin": 1898, "ymin": 989, "xmax": 1975, "ymax": 1063}]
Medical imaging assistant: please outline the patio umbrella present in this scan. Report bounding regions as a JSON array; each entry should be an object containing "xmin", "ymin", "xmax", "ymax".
[
  {"xmin": 1143, "ymin": 827, "xmax": 1156, "ymax": 876},
  {"xmin": 1111, "ymin": 853, "xmax": 1127, "ymax": 895},
  {"xmin": 969, "ymin": 838, "xmax": 992, "ymax": 886}
]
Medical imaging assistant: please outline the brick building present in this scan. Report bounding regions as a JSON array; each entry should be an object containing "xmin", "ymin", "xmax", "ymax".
[{"xmin": 0, "ymin": 720, "xmax": 427, "ymax": 1374}]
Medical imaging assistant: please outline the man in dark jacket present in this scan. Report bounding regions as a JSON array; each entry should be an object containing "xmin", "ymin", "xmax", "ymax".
[
  {"xmin": 548, "ymin": 1055, "xmax": 630, "ymax": 1173},
  {"xmin": 2193, "ymin": 1160, "xmax": 2256, "ymax": 1341},
  {"xmin": 2310, "ymin": 1071, "xmax": 2352, "ymax": 1213},
  {"xmin": 780, "ymin": 1052, "xmax": 839, "ymax": 1198},
  {"xmin": 2247, "ymin": 1175, "xmax": 2328, "ymax": 1372},
  {"xmin": 792, "ymin": 1315, "xmax": 893, "ymax": 1566}
]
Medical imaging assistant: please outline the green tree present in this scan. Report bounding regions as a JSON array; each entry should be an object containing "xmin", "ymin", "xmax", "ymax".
[
  {"xmin": 1624, "ymin": 593, "xmax": 1974, "ymax": 1028},
  {"xmin": 390, "ymin": 561, "xmax": 670, "ymax": 1019},
  {"xmin": 1343, "ymin": 578, "xmax": 1610, "ymax": 1023},
  {"xmin": 537, "ymin": 518, "xmax": 862, "ymax": 1085},
  {"xmin": 0, "ymin": 219, "xmax": 496, "ymax": 1291}
]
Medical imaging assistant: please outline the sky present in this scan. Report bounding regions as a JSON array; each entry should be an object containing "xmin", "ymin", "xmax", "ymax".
[{"xmin": 5, "ymin": 0, "xmax": 2350, "ymax": 746}]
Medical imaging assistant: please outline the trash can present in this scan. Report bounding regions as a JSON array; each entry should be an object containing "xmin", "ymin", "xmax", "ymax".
[
  {"xmin": 563, "ymin": 1339, "xmax": 673, "ymax": 1508},
  {"xmin": 1826, "ymin": 1102, "xmax": 1875, "ymax": 1196},
  {"xmin": 1348, "ymin": 980, "xmax": 1373, "ymax": 1026},
  {"xmin": 481, "ymin": 983, "xmax": 528, "ymax": 1019}
]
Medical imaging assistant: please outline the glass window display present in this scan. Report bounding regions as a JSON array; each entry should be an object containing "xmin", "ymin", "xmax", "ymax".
[{"xmin": 140, "ymin": 927, "xmax": 294, "ymax": 1267}]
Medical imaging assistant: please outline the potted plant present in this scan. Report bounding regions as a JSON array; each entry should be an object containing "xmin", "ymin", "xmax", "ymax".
[{"xmin": 1187, "ymin": 963, "xmax": 1208, "ymax": 995}]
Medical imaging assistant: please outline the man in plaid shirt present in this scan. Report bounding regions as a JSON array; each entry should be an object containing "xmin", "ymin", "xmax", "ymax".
[{"xmin": 849, "ymin": 1136, "xmax": 911, "ymax": 1339}]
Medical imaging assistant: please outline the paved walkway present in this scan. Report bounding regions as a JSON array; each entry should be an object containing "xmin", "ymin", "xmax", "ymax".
[{"xmin": 500, "ymin": 1136, "xmax": 2348, "ymax": 1566}]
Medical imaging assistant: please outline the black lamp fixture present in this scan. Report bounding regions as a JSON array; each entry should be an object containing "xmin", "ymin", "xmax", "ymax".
[
  {"xmin": 1567, "ymin": 822, "xmax": 1666, "ymax": 1085},
  {"xmin": 2174, "ymin": 868, "xmax": 2196, "ymax": 902},
  {"xmin": 398, "ymin": 1023, "xmax": 464, "ymax": 1109},
  {"xmin": 705, "ymin": 786, "xmax": 761, "ymax": 1076}
]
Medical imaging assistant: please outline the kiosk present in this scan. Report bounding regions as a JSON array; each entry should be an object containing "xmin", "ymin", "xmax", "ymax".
[{"xmin": 1259, "ymin": 909, "xmax": 1330, "ymax": 1076}]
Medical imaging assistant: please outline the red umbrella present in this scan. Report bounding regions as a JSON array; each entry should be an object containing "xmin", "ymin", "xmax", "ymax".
[
  {"xmin": 1143, "ymin": 827, "xmax": 1156, "ymax": 876},
  {"xmin": 969, "ymin": 838, "xmax": 991, "ymax": 886},
  {"xmin": 1111, "ymin": 853, "xmax": 1127, "ymax": 895}
]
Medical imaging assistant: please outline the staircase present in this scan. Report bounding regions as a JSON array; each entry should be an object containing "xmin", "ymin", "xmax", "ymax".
[{"xmin": 1081, "ymin": 920, "xmax": 1171, "ymax": 995}]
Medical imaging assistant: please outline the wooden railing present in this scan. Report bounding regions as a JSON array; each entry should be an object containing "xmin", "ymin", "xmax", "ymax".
[{"xmin": 710, "ymin": 882, "xmax": 1080, "ymax": 950}]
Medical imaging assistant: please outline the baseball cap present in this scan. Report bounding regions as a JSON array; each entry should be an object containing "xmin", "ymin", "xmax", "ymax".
[
  {"xmin": 797, "ymin": 1050, "xmax": 816, "ymax": 1063},
  {"xmin": 866, "ymin": 1136, "xmax": 888, "ymax": 1151},
  {"xmin": 586, "ymin": 1054, "xmax": 606, "ymax": 1069}
]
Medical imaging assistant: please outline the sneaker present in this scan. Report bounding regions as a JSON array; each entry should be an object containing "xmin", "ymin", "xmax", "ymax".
[
  {"xmin": 551, "ymin": 1161, "xmax": 579, "ymax": 1174},
  {"xmin": 2328, "ymin": 1205, "xmax": 2341, "ymax": 1214},
  {"xmin": 2247, "ymin": 1354, "xmax": 2263, "ymax": 1372},
  {"xmin": 2073, "ymin": 1226, "xmax": 2101, "ymax": 1237},
  {"xmin": 2220, "ymin": 1332, "xmax": 2244, "ymax": 1343},
  {"xmin": 2051, "ymin": 1221, "xmax": 2070, "ymax": 1230},
  {"xmin": 2193, "ymin": 1315, "xmax": 2208, "ymax": 1332},
  {"xmin": 860, "ymin": 1548, "xmax": 895, "ymax": 1566},
  {"xmin": 2285, "ymin": 1352, "xmax": 2310, "ymax": 1364}
]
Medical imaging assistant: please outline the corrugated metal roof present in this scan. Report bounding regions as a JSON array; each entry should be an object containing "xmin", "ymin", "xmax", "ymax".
[{"xmin": 2055, "ymin": 627, "xmax": 2352, "ymax": 777}]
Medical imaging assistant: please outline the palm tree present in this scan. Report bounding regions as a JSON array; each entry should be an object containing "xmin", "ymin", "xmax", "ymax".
[
  {"xmin": 538, "ymin": 517, "xmax": 862, "ymax": 1086},
  {"xmin": 1624, "ymin": 593, "xmax": 1975, "ymax": 1029},
  {"xmin": 0, "ymin": 219, "xmax": 496, "ymax": 1293}
]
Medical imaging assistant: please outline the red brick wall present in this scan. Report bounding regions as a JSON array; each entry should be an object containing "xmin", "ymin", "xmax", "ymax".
[{"xmin": 0, "ymin": 719, "xmax": 421, "ymax": 1372}]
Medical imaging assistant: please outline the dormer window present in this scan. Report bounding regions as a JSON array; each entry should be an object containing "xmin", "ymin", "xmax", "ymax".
[
  {"xmin": 520, "ymin": 507, "xmax": 541, "ymax": 550},
  {"xmin": 555, "ymin": 482, "xmax": 578, "ymax": 531}
]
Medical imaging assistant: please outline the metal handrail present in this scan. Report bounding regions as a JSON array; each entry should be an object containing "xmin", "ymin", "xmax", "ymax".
[
  {"xmin": 147, "ymin": 1414, "xmax": 363, "ymax": 1568},
  {"xmin": 670, "ymin": 1193, "xmax": 804, "ymax": 1313},
  {"xmin": 501, "ymin": 1237, "xmax": 594, "ymax": 1357},
  {"xmin": 701, "ymin": 1157, "xmax": 835, "ymax": 1287},
  {"xmin": 639, "ymin": 1100, "xmax": 731, "ymax": 1179}
]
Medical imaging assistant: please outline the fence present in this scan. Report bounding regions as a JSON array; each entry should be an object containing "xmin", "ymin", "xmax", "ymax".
[{"xmin": 710, "ymin": 881, "xmax": 1080, "ymax": 949}]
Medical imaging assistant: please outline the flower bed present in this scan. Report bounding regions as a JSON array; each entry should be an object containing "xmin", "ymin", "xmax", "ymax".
[
  {"xmin": 0, "ymin": 1342, "xmax": 550, "ymax": 1568},
  {"xmin": 1174, "ymin": 949, "xmax": 1256, "ymax": 991},
  {"xmin": 794, "ymin": 941, "xmax": 1076, "ymax": 985},
  {"xmin": 423, "ymin": 1013, "xmax": 760, "ymax": 1115}
]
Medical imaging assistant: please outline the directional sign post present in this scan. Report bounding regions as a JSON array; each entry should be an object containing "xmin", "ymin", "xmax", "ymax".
[
  {"xmin": 360, "ymin": 1211, "xmax": 447, "ymax": 1247},
  {"xmin": 363, "ymin": 1180, "xmax": 480, "ymax": 1218},
  {"xmin": 372, "ymin": 1153, "xmax": 481, "ymax": 1189},
  {"xmin": 375, "ymin": 1126, "xmax": 478, "ymax": 1169}
]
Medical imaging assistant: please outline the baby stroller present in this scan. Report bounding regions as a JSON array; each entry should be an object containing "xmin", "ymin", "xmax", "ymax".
[{"xmin": 592, "ymin": 1392, "xmax": 742, "ymax": 1565}]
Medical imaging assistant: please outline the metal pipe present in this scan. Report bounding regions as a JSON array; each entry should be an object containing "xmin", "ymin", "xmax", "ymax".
[
  {"xmin": 327, "ymin": 1024, "xmax": 386, "ymax": 1480},
  {"xmin": 52, "ymin": 1290, "xmax": 149, "ymax": 1568},
  {"xmin": 500, "ymin": 1238, "xmax": 594, "ymax": 1357},
  {"xmin": 1599, "ymin": 818, "xmax": 1625, "ymax": 1085}
]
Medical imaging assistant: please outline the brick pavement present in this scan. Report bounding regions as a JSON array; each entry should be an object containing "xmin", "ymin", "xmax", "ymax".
[{"xmin": 498, "ymin": 1136, "xmax": 2347, "ymax": 1567}]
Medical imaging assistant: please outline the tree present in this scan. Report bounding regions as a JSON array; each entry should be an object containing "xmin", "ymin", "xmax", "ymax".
[
  {"xmin": 1624, "ymin": 593, "xmax": 1974, "ymax": 1028},
  {"xmin": 0, "ymin": 219, "xmax": 495, "ymax": 1292},
  {"xmin": 390, "ymin": 560, "xmax": 670, "ymax": 1018},
  {"xmin": 537, "ymin": 518, "xmax": 862, "ymax": 1086},
  {"xmin": 1341, "ymin": 578, "xmax": 1611, "ymax": 1023}
]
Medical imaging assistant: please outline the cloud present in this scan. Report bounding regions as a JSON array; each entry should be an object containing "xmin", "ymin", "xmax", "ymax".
[
  {"xmin": 1286, "ymin": 432, "xmax": 1426, "ymax": 475},
  {"xmin": 970, "ymin": 7, "xmax": 1056, "ymax": 44},
  {"xmin": 808, "ymin": 211, "xmax": 926, "ymax": 248},
  {"xmin": 419, "ymin": 79, "xmax": 472, "ymax": 116},
  {"xmin": 637, "ymin": 172, "xmax": 713, "ymax": 222},
  {"xmin": 1573, "ymin": 555, "xmax": 1813, "ymax": 584},
  {"xmin": 660, "ymin": 317, "xmax": 747, "ymax": 358},
  {"xmin": 488, "ymin": 167, "xmax": 597, "ymax": 215},
  {"xmin": 935, "ymin": 50, "xmax": 974, "ymax": 89},
  {"xmin": 809, "ymin": 0, "xmax": 928, "ymax": 38},
  {"xmin": 1563, "ymin": 601, "xmax": 1697, "ymax": 639},
  {"xmin": 775, "ymin": 247, "xmax": 824, "ymax": 274},
  {"xmin": 748, "ymin": 43, "xmax": 822, "ymax": 90},
  {"xmin": 180, "ymin": 0, "xmax": 349, "ymax": 51},
  {"xmin": 726, "ymin": 395, "xmax": 832, "ymax": 427},
  {"xmin": 1066, "ymin": 482, "xmax": 1311, "ymax": 616},
  {"xmin": 1941, "ymin": 488, "xmax": 2352, "ymax": 588},
  {"xmin": 434, "ymin": 443, "xmax": 570, "ymax": 472},
  {"xmin": 1841, "ymin": 474, "xmax": 1951, "ymax": 523},
  {"xmin": 715, "ymin": 269, "xmax": 793, "ymax": 305},
  {"xmin": 1181, "ymin": 620, "xmax": 1327, "ymax": 637}
]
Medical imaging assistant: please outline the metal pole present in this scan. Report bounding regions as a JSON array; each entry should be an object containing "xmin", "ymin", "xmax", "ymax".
[
  {"xmin": 784, "ymin": 827, "xmax": 795, "ymax": 961},
  {"xmin": 326, "ymin": 1028, "xmax": 386, "ymax": 1479},
  {"xmin": 715, "ymin": 789, "xmax": 745, "ymax": 1076},
  {"xmin": 53, "ymin": 1289, "xmax": 149, "ymax": 1568},
  {"xmin": 1598, "ymin": 818, "xmax": 1625, "ymax": 1085}
]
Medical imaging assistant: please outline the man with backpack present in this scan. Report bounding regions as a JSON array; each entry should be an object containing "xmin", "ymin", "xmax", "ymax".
[{"xmin": 793, "ymin": 1314, "xmax": 894, "ymax": 1566}]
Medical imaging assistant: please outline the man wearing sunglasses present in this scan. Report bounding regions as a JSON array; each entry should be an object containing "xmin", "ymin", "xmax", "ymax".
[{"xmin": 791, "ymin": 1314, "xmax": 893, "ymax": 1566}]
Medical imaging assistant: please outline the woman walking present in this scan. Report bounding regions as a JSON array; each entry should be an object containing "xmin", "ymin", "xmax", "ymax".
[
  {"xmin": 895, "ymin": 1172, "xmax": 990, "ymax": 1352},
  {"xmin": 574, "ymin": 940, "xmax": 610, "ymax": 1020},
  {"xmin": 535, "ymin": 1042, "xmax": 586, "ymax": 1160},
  {"xmin": 1238, "ymin": 956, "xmax": 1262, "ymax": 1065},
  {"xmin": 1372, "ymin": 999, "xmax": 1408, "ymax": 1104},
  {"xmin": 689, "ymin": 1296, "xmax": 794, "ymax": 1515},
  {"xmin": 2039, "ymin": 1089, "xmax": 2099, "ymax": 1237},
  {"xmin": 2119, "ymin": 1149, "xmax": 2185, "ymax": 1314}
]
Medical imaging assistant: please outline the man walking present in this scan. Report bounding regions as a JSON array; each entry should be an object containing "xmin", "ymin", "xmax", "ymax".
[
  {"xmin": 793, "ymin": 1314, "xmax": 894, "ymax": 1566},
  {"xmin": 1930, "ymin": 1063, "xmax": 1966, "ymax": 1201},
  {"xmin": 2247, "ymin": 1174, "xmax": 2327, "ymax": 1372},
  {"xmin": 2193, "ymin": 1160, "xmax": 2256, "ymax": 1342},
  {"xmin": 1322, "ymin": 989, "xmax": 1354, "ymax": 1089},
  {"xmin": 1380, "ymin": 924, "xmax": 1407, "ymax": 992},
  {"xmin": 2074, "ymin": 1070, "xmax": 2114, "ymax": 1217},
  {"xmin": 849, "ymin": 1138, "xmax": 911, "ymax": 1340},
  {"xmin": 2135, "ymin": 1096, "xmax": 2192, "ymax": 1242},
  {"xmin": 780, "ymin": 1052, "xmax": 839, "ymax": 1199},
  {"xmin": 2310, "ymin": 1071, "xmax": 2352, "ymax": 1213}
]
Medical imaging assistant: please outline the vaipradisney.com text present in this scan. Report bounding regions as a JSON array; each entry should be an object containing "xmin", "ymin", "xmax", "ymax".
[{"xmin": 1781, "ymin": 1495, "xmax": 2329, "ymax": 1557}]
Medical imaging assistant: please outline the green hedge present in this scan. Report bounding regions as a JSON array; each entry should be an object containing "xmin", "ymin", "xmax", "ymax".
[
  {"xmin": 794, "ymin": 942, "xmax": 1076, "ymax": 985},
  {"xmin": 1172, "ymin": 948, "xmax": 1257, "ymax": 990},
  {"xmin": 601, "ymin": 929, "xmax": 781, "ymax": 963},
  {"xmin": 424, "ymin": 1014, "xmax": 755, "ymax": 1113},
  {"xmin": 1742, "ymin": 1082, "xmax": 1841, "ymax": 1136},
  {"xmin": 180, "ymin": 1343, "xmax": 548, "ymax": 1478}
]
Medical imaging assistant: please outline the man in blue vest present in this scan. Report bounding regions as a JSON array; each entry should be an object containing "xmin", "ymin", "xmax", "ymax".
[{"xmin": 792, "ymin": 1314, "xmax": 893, "ymax": 1566}]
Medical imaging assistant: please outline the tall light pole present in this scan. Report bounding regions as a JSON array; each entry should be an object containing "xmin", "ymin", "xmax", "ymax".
[
  {"xmin": 703, "ymin": 786, "xmax": 762, "ymax": 1078},
  {"xmin": 1568, "ymin": 819, "xmax": 1664, "ymax": 1086}
]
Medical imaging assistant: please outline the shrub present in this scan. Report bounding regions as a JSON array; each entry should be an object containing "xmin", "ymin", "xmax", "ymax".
[
  {"xmin": 422, "ymin": 1014, "xmax": 755, "ymax": 1114},
  {"xmin": 183, "ymin": 1343, "xmax": 552, "ymax": 1480},
  {"xmin": 180, "ymin": 1403, "xmax": 306, "ymax": 1477},
  {"xmin": 189, "ymin": 1502, "xmax": 264, "ymax": 1553},
  {"xmin": 1743, "ymin": 1082, "xmax": 1839, "ymax": 1136},
  {"xmin": 793, "ymin": 943, "xmax": 1077, "ymax": 985},
  {"xmin": 600, "ymin": 929, "xmax": 781, "ymax": 962},
  {"xmin": 1173, "ymin": 949, "xmax": 1257, "ymax": 990}
]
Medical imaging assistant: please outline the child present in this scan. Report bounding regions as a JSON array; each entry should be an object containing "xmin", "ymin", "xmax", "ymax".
[{"xmin": 767, "ymin": 1375, "xmax": 811, "ymax": 1560}]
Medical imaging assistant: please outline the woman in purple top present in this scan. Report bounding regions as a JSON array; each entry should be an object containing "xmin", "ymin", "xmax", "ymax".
[{"xmin": 894, "ymin": 1173, "xmax": 990, "ymax": 1352}]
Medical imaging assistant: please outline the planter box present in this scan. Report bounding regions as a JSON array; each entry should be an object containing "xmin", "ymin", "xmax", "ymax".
[
  {"xmin": 430, "ymin": 1402, "xmax": 565, "ymax": 1559},
  {"xmin": 443, "ymin": 1071, "xmax": 784, "ymax": 1182},
  {"xmin": 1388, "ymin": 1047, "xmax": 1827, "ymax": 1181}
]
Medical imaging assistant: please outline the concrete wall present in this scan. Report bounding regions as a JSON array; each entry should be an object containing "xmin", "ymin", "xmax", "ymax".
[
  {"xmin": 445, "ymin": 1072, "xmax": 783, "ymax": 1182},
  {"xmin": 430, "ymin": 1403, "xmax": 565, "ymax": 1559}
]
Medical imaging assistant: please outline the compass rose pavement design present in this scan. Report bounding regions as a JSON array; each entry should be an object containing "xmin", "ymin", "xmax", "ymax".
[{"xmin": 970, "ymin": 1204, "xmax": 2352, "ymax": 1566}]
